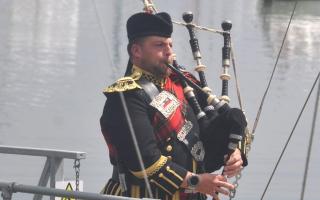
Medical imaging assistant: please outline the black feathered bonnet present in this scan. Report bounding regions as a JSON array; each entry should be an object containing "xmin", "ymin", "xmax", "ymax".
[{"xmin": 126, "ymin": 12, "xmax": 173, "ymax": 41}]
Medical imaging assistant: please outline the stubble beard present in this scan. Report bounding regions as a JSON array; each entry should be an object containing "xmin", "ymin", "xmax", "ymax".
[
  {"xmin": 153, "ymin": 63, "xmax": 171, "ymax": 78},
  {"xmin": 141, "ymin": 59, "xmax": 171, "ymax": 79}
]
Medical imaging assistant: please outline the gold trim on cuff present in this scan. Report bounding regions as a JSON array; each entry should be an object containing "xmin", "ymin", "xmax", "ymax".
[
  {"xmin": 159, "ymin": 173, "xmax": 179, "ymax": 189},
  {"xmin": 131, "ymin": 156, "xmax": 168, "ymax": 178},
  {"xmin": 166, "ymin": 166, "xmax": 183, "ymax": 181},
  {"xmin": 150, "ymin": 179, "xmax": 173, "ymax": 195}
]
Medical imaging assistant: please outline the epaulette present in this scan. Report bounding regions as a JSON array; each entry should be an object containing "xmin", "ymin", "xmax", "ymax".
[{"xmin": 103, "ymin": 76, "xmax": 142, "ymax": 93}]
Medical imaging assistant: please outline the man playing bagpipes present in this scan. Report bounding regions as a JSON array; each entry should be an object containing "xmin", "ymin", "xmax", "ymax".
[{"xmin": 100, "ymin": 11, "xmax": 247, "ymax": 200}]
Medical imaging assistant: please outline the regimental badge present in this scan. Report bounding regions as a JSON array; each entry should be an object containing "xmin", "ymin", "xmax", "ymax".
[
  {"xmin": 177, "ymin": 120, "xmax": 205, "ymax": 162},
  {"xmin": 177, "ymin": 120, "xmax": 193, "ymax": 145},
  {"xmin": 150, "ymin": 91, "xmax": 180, "ymax": 119},
  {"xmin": 191, "ymin": 141, "xmax": 205, "ymax": 162}
]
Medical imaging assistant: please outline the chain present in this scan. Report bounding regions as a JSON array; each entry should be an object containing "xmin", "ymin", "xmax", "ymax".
[
  {"xmin": 73, "ymin": 159, "xmax": 80, "ymax": 192},
  {"xmin": 229, "ymin": 170, "xmax": 242, "ymax": 199},
  {"xmin": 227, "ymin": 35, "xmax": 251, "ymax": 200},
  {"xmin": 227, "ymin": 127, "xmax": 253, "ymax": 200}
]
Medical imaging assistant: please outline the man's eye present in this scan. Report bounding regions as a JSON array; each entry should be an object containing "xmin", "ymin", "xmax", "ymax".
[{"xmin": 155, "ymin": 43, "xmax": 163, "ymax": 47}]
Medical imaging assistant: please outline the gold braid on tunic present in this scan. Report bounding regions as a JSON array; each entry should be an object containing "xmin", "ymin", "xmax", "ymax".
[{"xmin": 104, "ymin": 65, "xmax": 166, "ymax": 93}]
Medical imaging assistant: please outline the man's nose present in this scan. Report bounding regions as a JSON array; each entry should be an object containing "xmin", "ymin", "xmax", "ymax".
[{"xmin": 165, "ymin": 44, "xmax": 173, "ymax": 56}]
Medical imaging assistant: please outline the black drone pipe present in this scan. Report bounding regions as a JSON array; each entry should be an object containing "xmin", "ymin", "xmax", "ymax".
[
  {"xmin": 182, "ymin": 12, "xmax": 216, "ymax": 115},
  {"xmin": 220, "ymin": 20, "xmax": 232, "ymax": 103},
  {"xmin": 172, "ymin": 58, "xmax": 207, "ymax": 121}
]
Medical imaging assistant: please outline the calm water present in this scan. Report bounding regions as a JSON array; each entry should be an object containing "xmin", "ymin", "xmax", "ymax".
[{"xmin": 0, "ymin": 0, "xmax": 319, "ymax": 199}]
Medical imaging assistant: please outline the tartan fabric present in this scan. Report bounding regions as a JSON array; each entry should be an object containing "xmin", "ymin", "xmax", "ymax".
[{"xmin": 152, "ymin": 76, "xmax": 188, "ymax": 142}]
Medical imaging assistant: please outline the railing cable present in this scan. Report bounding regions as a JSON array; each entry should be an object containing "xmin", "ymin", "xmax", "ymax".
[
  {"xmin": 300, "ymin": 72, "xmax": 320, "ymax": 200},
  {"xmin": 260, "ymin": 72, "xmax": 320, "ymax": 200}
]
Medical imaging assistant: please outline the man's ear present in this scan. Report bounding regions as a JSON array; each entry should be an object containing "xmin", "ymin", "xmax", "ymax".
[{"xmin": 131, "ymin": 44, "xmax": 142, "ymax": 59}]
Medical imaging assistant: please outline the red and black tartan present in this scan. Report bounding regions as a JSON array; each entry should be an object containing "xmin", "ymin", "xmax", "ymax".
[{"xmin": 152, "ymin": 76, "xmax": 188, "ymax": 142}]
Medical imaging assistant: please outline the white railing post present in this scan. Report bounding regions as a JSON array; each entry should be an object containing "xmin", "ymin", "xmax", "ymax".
[
  {"xmin": 0, "ymin": 182, "xmax": 160, "ymax": 200},
  {"xmin": 0, "ymin": 145, "xmax": 86, "ymax": 200},
  {"xmin": 0, "ymin": 183, "xmax": 13, "ymax": 200}
]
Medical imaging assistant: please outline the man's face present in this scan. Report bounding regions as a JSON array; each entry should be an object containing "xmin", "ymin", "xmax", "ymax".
[{"xmin": 132, "ymin": 36, "xmax": 173, "ymax": 78}]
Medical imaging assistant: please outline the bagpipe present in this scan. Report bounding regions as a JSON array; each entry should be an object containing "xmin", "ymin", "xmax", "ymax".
[{"xmin": 141, "ymin": 0, "xmax": 252, "ymax": 192}]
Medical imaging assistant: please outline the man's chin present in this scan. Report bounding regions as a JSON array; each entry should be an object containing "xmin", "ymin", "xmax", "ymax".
[
  {"xmin": 160, "ymin": 65, "xmax": 171, "ymax": 77},
  {"xmin": 154, "ymin": 69, "xmax": 170, "ymax": 79}
]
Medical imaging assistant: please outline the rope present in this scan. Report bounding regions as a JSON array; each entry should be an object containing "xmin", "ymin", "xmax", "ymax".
[
  {"xmin": 91, "ymin": 0, "xmax": 118, "ymax": 80},
  {"xmin": 93, "ymin": 0, "xmax": 154, "ymax": 197},
  {"xmin": 251, "ymin": 0, "xmax": 298, "ymax": 136},
  {"xmin": 260, "ymin": 72, "xmax": 320, "ymax": 200},
  {"xmin": 172, "ymin": 20, "xmax": 226, "ymax": 34},
  {"xmin": 119, "ymin": 92, "xmax": 154, "ymax": 198},
  {"xmin": 230, "ymin": 39, "xmax": 244, "ymax": 110},
  {"xmin": 300, "ymin": 72, "xmax": 320, "ymax": 200}
]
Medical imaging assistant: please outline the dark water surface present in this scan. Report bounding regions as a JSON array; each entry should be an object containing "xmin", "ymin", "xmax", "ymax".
[{"xmin": 0, "ymin": 0, "xmax": 319, "ymax": 199}]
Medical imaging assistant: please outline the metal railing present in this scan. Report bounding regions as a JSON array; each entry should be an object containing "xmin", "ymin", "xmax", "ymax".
[
  {"xmin": 0, "ymin": 182, "xmax": 157, "ymax": 200},
  {"xmin": 0, "ymin": 145, "xmax": 86, "ymax": 200}
]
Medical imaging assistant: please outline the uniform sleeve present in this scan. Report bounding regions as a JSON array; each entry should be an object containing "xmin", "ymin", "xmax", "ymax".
[{"xmin": 101, "ymin": 91, "xmax": 187, "ymax": 196}]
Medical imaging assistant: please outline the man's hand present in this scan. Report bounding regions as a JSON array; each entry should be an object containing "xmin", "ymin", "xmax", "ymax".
[
  {"xmin": 223, "ymin": 148, "xmax": 243, "ymax": 178},
  {"xmin": 182, "ymin": 172, "xmax": 234, "ymax": 199},
  {"xmin": 198, "ymin": 173, "xmax": 234, "ymax": 199}
]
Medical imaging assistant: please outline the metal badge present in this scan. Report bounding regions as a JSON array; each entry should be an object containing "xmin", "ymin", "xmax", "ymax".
[
  {"xmin": 191, "ymin": 141, "xmax": 205, "ymax": 162},
  {"xmin": 150, "ymin": 91, "xmax": 180, "ymax": 119},
  {"xmin": 177, "ymin": 120, "xmax": 193, "ymax": 145}
]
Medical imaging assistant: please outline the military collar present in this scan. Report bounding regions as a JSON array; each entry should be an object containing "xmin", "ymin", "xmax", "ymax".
[{"xmin": 132, "ymin": 65, "xmax": 166, "ymax": 88}]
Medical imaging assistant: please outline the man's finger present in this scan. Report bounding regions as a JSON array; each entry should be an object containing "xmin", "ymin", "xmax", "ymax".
[
  {"xmin": 218, "ymin": 180, "xmax": 235, "ymax": 190},
  {"xmin": 224, "ymin": 159, "xmax": 242, "ymax": 171},
  {"xmin": 226, "ymin": 151, "xmax": 241, "ymax": 165},
  {"xmin": 225, "ymin": 168, "xmax": 241, "ymax": 178},
  {"xmin": 215, "ymin": 186, "xmax": 230, "ymax": 196}
]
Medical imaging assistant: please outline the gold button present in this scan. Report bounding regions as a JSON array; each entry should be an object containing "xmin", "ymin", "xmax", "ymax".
[
  {"xmin": 167, "ymin": 156, "xmax": 172, "ymax": 161},
  {"xmin": 166, "ymin": 145, "xmax": 173, "ymax": 152}
]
